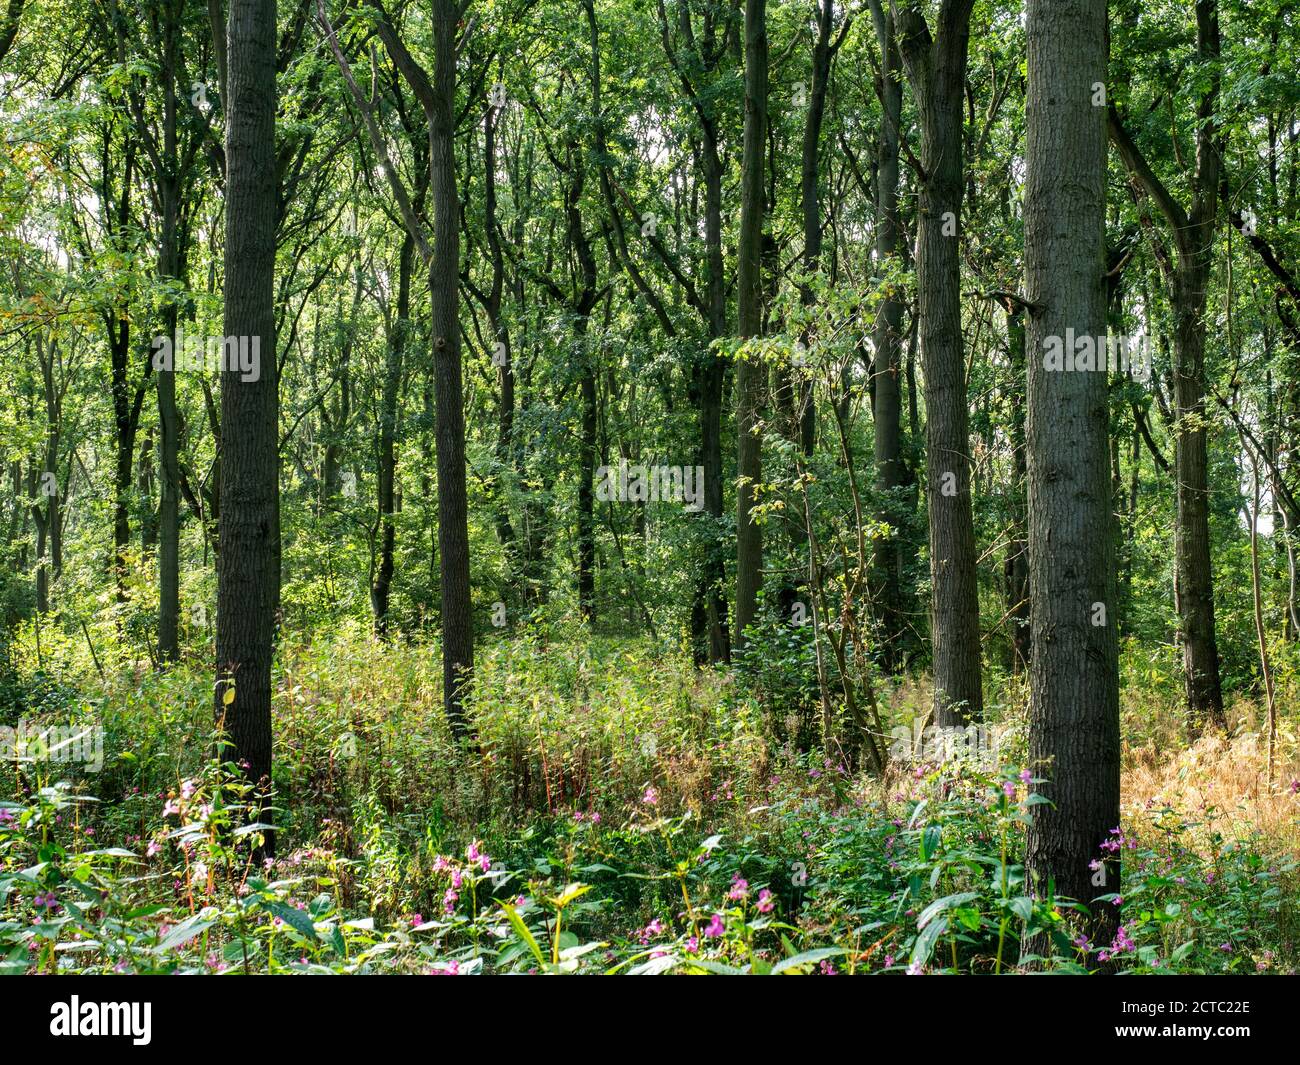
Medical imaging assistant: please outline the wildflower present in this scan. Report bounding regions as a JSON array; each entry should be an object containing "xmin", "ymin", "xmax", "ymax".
[
  {"xmin": 146, "ymin": 840, "xmax": 162, "ymax": 858},
  {"xmin": 727, "ymin": 875, "xmax": 749, "ymax": 901},
  {"xmin": 756, "ymin": 889, "xmax": 775, "ymax": 914},
  {"xmin": 638, "ymin": 918, "xmax": 665, "ymax": 945},
  {"xmin": 906, "ymin": 959, "xmax": 924, "ymax": 975},
  {"xmin": 443, "ymin": 888, "xmax": 459, "ymax": 914},
  {"xmin": 818, "ymin": 960, "xmax": 838, "ymax": 975},
  {"xmin": 1002, "ymin": 781, "xmax": 1016, "ymax": 799},
  {"xmin": 574, "ymin": 811, "xmax": 584, "ymax": 822},
  {"xmin": 1088, "ymin": 859, "xmax": 1102, "ymax": 871},
  {"xmin": 642, "ymin": 786, "xmax": 659, "ymax": 806},
  {"xmin": 883, "ymin": 954, "xmax": 895, "ymax": 967},
  {"xmin": 1019, "ymin": 769, "xmax": 1033, "ymax": 786},
  {"xmin": 590, "ymin": 812, "xmax": 601, "ymax": 824},
  {"xmin": 410, "ymin": 913, "xmax": 424, "ymax": 928},
  {"xmin": 704, "ymin": 914, "xmax": 725, "ymax": 938},
  {"xmin": 1111, "ymin": 896, "xmax": 1122, "ymax": 906},
  {"xmin": 427, "ymin": 960, "xmax": 461, "ymax": 976},
  {"xmin": 0, "ymin": 808, "xmax": 13, "ymax": 825}
]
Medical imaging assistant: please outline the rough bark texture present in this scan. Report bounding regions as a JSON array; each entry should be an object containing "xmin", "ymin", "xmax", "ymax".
[
  {"xmin": 733, "ymin": 0, "xmax": 767, "ymax": 652},
  {"xmin": 217, "ymin": 0, "xmax": 279, "ymax": 843},
  {"xmin": 869, "ymin": 0, "xmax": 910, "ymax": 670},
  {"xmin": 894, "ymin": 0, "xmax": 983, "ymax": 725},
  {"xmin": 428, "ymin": 0, "xmax": 473, "ymax": 735},
  {"xmin": 1004, "ymin": 306, "xmax": 1030, "ymax": 673},
  {"xmin": 1023, "ymin": 0, "xmax": 1120, "ymax": 952}
]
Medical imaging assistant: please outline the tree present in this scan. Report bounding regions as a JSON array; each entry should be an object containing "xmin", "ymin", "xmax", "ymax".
[
  {"xmin": 216, "ymin": 0, "xmax": 279, "ymax": 840},
  {"xmin": 893, "ymin": 0, "xmax": 982, "ymax": 725},
  {"xmin": 1023, "ymin": 0, "xmax": 1119, "ymax": 952},
  {"xmin": 733, "ymin": 0, "xmax": 767, "ymax": 652},
  {"xmin": 1107, "ymin": 0, "xmax": 1228, "ymax": 733}
]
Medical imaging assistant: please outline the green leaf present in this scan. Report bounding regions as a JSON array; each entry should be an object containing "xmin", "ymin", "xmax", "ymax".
[
  {"xmin": 499, "ymin": 902, "xmax": 545, "ymax": 967},
  {"xmin": 917, "ymin": 892, "xmax": 980, "ymax": 930},
  {"xmin": 156, "ymin": 911, "xmax": 216, "ymax": 951},
  {"xmin": 262, "ymin": 899, "xmax": 319, "ymax": 941},
  {"xmin": 770, "ymin": 947, "xmax": 846, "ymax": 974},
  {"xmin": 910, "ymin": 914, "xmax": 948, "ymax": 966}
]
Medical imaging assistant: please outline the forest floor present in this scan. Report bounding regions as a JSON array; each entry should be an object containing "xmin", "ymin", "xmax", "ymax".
[{"xmin": 1, "ymin": 624, "xmax": 1297, "ymax": 974}]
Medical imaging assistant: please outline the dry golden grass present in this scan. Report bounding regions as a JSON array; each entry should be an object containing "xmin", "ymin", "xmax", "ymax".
[{"xmin": 1122, "ymin": 706, "xmax": 1300, "ymax": 856}]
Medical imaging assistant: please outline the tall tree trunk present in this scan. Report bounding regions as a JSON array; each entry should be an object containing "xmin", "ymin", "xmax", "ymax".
[
  {"xmin": 868, "ymin": 0, "xmax": 910, "ymax": 670},
  {"xmin": 895, "ymin": 0, "xmax": 983, "ymax": 725},
  {"xmin": 371, "ymin": 228, "xmax": 416, "ymax": 636},
  {"xmin": 217, "ymin": 0, "xmax": 279, "ymax": 845},
  {"xmin": 1107, "ymin": 0, "xmax": 1227, "ymax": 733},
  {"xmin": 428, "ymin": 0, "xmax": 474, "ymax": 736},
  {"xmin": 733, "ymin": 0, "xmax": 768, "ymax": 652},
  {"xmin": 1004, "ymin": 306, "xmax": 1030, "ymax": 672},
  {"xmin": 1023, "ymin": 0, "xmax": 1119, "ymax": 954},
  {"xmin": 576, "ymin": 319, "xmax": 598, "ymax": 621},
  {"xmin": 700, "ymin": 126, "xmax": 729, "ymax": 662}
]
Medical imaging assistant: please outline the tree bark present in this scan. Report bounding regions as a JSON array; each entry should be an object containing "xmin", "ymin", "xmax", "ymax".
[
  {"xmin": 733, "ymin": 0, "xmax": 768, "ymax": 651},
  {"xmin": 1023, "ymin": 0, "xmax": 1119, "ymax": 954},
  {"xmin": 894, "ymin": 0, "xmax": 983, "ymax": 724},
  {"xmin": 217, "ymin": 0, "xmax": 279, "ymax": 845}
]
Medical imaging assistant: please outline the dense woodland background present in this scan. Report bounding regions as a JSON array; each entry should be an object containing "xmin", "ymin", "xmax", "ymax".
[{"xmin": 0, "ymin": 0, "xmax": 1298, "ymax": 975}]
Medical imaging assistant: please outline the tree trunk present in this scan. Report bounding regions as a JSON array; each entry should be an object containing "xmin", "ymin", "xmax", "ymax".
[
  {"xmin": 428, "ymin": 0, "xmax": 473, "ymax": 737},
  {"xmin": 217, "ymin": 0, "xmax": 279, "ymax": 846},
  {"xmin": 869, "ymin": 0, "xmax": 910, "ymax": 670},
  {"xmin": 1023, "ymin": 0, "xmax": 1119, "ymax": 954},
  {"xmin": 895, "ymin": 0, "xmax": 983, "ymax": 725},
  {"xmin": 371, "ymin": 228, "xmax": 416, "ymax": 636},
  {"xmin": 733, "ymin": 0, "xmax": 768, "ymax": 651},
  {"xmin": 1004, "ymin": 306, "xmax": 1030, "ymax": 673}
]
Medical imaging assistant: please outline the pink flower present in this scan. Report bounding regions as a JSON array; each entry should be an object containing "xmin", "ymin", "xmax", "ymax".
[
  {"xmin": 756, "ymin": 889, "xmax": 775, "ymax": 914},
  {"xmin": 728, "ymin": 875, "xmax": 749, "ymax": 901},
  {"xmin": 427, "ymin": 960, "xmax": 461, "ymax": 975},
  {"xmin": 443, "ymin": 888, "xmax": 458, "ymax": 914},
  {"xmin": 410, "ymin": 913, "xmax": 424, "ymax": 927},
  {"xmin": 704, "ymin": 913, "xmax": 725, "ymax": 938},
  {"xmin": 642, "ymin": 786, "xmax": 659, "ymax": 806}
]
